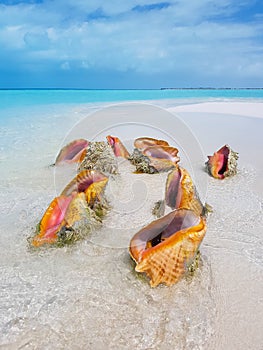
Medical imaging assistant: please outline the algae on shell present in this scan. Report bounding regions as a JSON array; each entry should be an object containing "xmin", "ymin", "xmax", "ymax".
[
  {"xmin": 128, "ymin": 148, "xmax": 158, "ymax": 174},
  {"xmin": 79, "ymin": 141, "xmax": 118, "ymax": 175}
]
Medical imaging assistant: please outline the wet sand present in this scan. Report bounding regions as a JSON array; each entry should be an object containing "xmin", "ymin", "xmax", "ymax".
[{"xmin": 0, "ymin": 101, "xmax": 262, "ymax": 349}]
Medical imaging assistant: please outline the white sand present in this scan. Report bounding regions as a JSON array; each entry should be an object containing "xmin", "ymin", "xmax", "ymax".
[
  {"xmin": 169, "ymin": 101, "xmax": 263, "ymax": 196},
  {"xmin": 170, "ymin": 101, "xmax": 263, "ymax": 119},
  {"xmin": 0, "ymin": 101, "xmax": 262, "ymax": 349}
]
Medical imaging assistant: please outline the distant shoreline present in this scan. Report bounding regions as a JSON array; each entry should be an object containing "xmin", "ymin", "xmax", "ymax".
[
  {"xmin": 160, "ymin": 87, "xmax": 263, "ymax": 90},
  {"xmin": 0, "ymin": 87, "xmax": 262, "ymax": 91}
]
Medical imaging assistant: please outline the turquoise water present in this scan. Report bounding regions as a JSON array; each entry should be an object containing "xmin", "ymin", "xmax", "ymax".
[
  {"xmin": 0, "ymin": 88, "xmax": 263, "ymax": 110},
  {"xmin": 0, "ymin": 92, "xmax": 262, "ymax": 349}
]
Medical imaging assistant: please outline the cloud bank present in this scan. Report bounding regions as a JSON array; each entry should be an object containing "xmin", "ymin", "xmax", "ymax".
[{"xmin": 0, "ymin": 0, "xmax": 262, "ymax": 87}]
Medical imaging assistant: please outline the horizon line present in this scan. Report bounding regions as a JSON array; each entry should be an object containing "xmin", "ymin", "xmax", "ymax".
[{"xmin": 0, "ymin": 87, "xmax": 263, "ymax": 91}]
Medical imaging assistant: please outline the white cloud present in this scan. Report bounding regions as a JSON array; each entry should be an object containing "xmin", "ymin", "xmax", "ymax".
[{"xmin": 0, "ymin": 0, "xmax": 262, "ymax": 85}]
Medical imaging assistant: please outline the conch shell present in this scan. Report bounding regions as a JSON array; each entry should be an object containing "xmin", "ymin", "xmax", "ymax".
[
  {"xmin": 165, "ymin": 167, "xmax": 204, "ymax": 217},
  {"xmin": 55, "ymin": 139, "xmax": 89, "ymax": 165},
  {"xmin": 32, "ymin": 194, "xmax": 75, "ymax": 247},
  {"xmin": 206, "ymin": 145, "xmax": 238, "ymax": 179},
  {"xmin": 106, "ymin": 135, "xmax": 130, "ymax": 159},
  {"xmin": 134, "ymin": 137, "xmax": 169, "ymax": 150},
  {"xmin": 129, "ymin": 209, "xmax": 206, "ymax": 287},
  {"xmin": 32, "ymin": 170, "xmax": 108, "ymax": 247},
  {"xmin": 32, "ymin": 193, "xmax": 99, "ymax": 247},
  {"xmin": 143, "ymin": 145, "xmax": 180, "ymax": 172},
  {"xmin": 129, "ymin": 145, "xmax": 180, "ymax": 173}
]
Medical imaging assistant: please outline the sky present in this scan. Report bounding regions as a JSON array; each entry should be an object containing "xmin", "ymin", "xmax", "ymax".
[{"xmin": 0, "ymin": 0, "xmax": 262, "ymax": 88}]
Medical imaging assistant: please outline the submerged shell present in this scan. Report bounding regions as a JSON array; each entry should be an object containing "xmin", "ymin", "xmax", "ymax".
[
  {"xmin": 78, "ymin": 141, "xmax": 118, "ymax": 175},
  {"xmin": 165, "ymin": 167, "xmax": 205, "ymax": 217},
  {"xmin": 129, "ymin": 209, "xmax": 206, "ymax": 287},
  {"xmin": 55, "ymin": 139, "xmax": 89, "ymax": 165},
  {"xmin": 134, "ymin": 137, "xmax": 169, "ymax": 150},
  {"xmin": 206, "ymin": 144, "xmax": 239, "ymax": 179},
  {"xmin": 106, "ymin": 135, "xmax": 130, "ymax": 159},
  {"xmin": 61, "ymin": 169, "xmax": 108, "ymax": 207},
  {"xmin": 129, "ymin": 145, "xmax": 180, "ymax": 173}
]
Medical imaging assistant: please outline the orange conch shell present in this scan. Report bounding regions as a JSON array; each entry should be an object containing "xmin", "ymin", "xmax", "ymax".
[
  {"xmin": 55, "ymin": 139, "xmax": 89, "ymax": 165},
  {"xmin": 134, "ymin": 137, "xmax": 169, "ymax": 150},
  {"xmin": 165, "ymin": 167, "xmax": 204, "ymax": 216},
  {"xmin": 32, "ymin": 170, "xmax": 108, "ymax": 247},
  {"xmin": 61, "ymin": 169, "xmax": 108, "ymax": 206},
  {"xmin": 32, "ymin": 193, "xmax": 98, "ymax": 247},
  {"xmin": 206, "ymin": 145, "xmax": 238, "ymax": 179},
  {"xmin": 129, "ymin": 144, "xmax": 180, "ymax": 173},
  {"xmin": 129, "ymin": 209, "xmax": 206, "ymax": 287},
  {"xmin": 32, "ymin": 194, "xmax": 75, "ymax": 247},
  {"xmin": 106, "ymin": 135, "xmax": 130, "ymax": 159}
]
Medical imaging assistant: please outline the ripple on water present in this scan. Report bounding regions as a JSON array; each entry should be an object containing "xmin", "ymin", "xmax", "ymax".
[{"xmin": 0, "ymin": 146, "xmax": 262, "ymax": 348}]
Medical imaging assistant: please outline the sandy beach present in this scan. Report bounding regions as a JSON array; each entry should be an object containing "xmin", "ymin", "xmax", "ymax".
[{"xmin": 0, "ymin": 99, "xmax": 262, "ymax": 349}]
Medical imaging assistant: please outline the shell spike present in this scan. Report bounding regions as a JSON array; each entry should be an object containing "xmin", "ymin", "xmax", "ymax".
[{"xmin": 106, "ymin": 135, "xmax": 130, "ymax": 159}]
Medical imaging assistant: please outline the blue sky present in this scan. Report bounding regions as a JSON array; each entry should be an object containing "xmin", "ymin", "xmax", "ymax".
[{"xmin": 0, "ymin": 0, "xmax": 262, "ymax": 88}]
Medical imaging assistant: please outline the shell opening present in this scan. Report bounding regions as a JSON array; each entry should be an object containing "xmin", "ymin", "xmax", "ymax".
[
  {"xmin": 130, "ymin": 209, "xmax": 200, "ymax": 259},
  {"xmin": 165, "ymin": 168, "xmax": 182, "ymax": 209},
  {"xmin": 150, "ymin": 210, "xmax": 200, "ymax": 244},
  {"xmin": 218, "ymin": 147, "xmax": 230, "ymax": 175}
]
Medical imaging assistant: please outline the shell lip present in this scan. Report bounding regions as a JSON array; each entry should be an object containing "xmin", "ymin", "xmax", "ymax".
[
  {"xmin": 55, "ymin": 139, "xmax": 89, "ymax": 165},
  {"xmin": 106, "ymin": 135, "xmax": 115, "ymax": 146},
  {"xmin": 165, "ymin": 167, "xmax": 182, "ymax": 209},
  {"xmin": 142, "ymin": 145, "xmax": 179, "ymax": 161},
  {"xmin": 134, "ymin": 137, "xmax": 170, "ymax": 150}
]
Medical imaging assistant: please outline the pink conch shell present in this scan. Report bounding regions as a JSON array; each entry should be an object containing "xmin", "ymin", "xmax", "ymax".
[
  {"xmin": 206, "ymin": 145, "xmax": 238, "ymax": 179},
  {"xmin": 134, "ymin": 137, "xmax": 169, "ymax": 150},
  {"xmin": 32, "ymin": 192, "xmax": 95, "ymax": 247},
  {"xmin": 55, "ymin": 139, "xmax": 89, "ymax": 165},
  {"xmin": 32, "ymin": 194, "xmax": 75, "ymax": 247},
  {"xmin": 129, "ymin": 209, "xmax": 206, "ymax": 287},
  {"xmin": 142, "ymin": 145, "xmax": 180, "ymax": 172},
  {"xmin": 106, "ymin": 135, "xmax": 130, "ymax": 159},
  {"xmin": 165, "ymin": 167, "xmax": 204, "ymax": 216},
  {"xmin": 61, "ymin": 169, "xmax": 108, "ymax": 206}
]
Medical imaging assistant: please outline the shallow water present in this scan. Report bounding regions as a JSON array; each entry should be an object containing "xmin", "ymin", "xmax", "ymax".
[{"xmin": 0, "ymin": 102, "xmax": 262, "ymax": 349}]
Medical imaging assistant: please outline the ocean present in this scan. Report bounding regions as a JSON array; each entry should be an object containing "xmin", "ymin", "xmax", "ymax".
[
  {"xmin": 1, "ymin": 88, "xmax": 263, "ymax": 110},
  {"xmin": 0, "ymin": 90, "xmax": 262, "ymax": 349}
]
